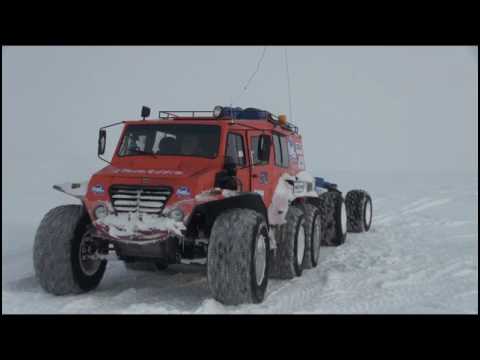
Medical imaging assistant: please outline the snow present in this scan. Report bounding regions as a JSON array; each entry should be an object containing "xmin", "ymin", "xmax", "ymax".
[
  {"xmin": 221, "ymin": 189, "xmax": 242, "ymax": 198},
  {"xmin": 267, "ymin": 173, "xmax": 296, "ymax": 225},
  {"xmin": 2, "ymin": 173, "xmax": 478, "ymax": 314},
  {"xmin": 96, "ymin": 212, "xmax": 186, "ymax": 238},
  {"xmin": 194, "ymin": 189, "xmax": 223, "ymax": 202},
  {"xmin": 267, "ymin": 171, "xmax": 318, "ymax": 225},
  {"xmin": 295, "ymin": 170, "xmax": 314, "ymax": 184},
  {"xmin": 193, "ymin": 188, "xmax": 241, "ymax": 202}
]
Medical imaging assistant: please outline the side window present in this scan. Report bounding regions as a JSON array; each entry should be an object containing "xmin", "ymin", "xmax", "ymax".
[
  {"xmin": 273, "ymin": 134, "xmax": 282, "ymax": 167},
  {"xmin": 251, "ymin": 135, "xmax": 270, "ymax": 165},
  {"xmin": 251, "ymin": 136, "xmax": 259, "ymax": 164},
  {"xmin": 273, "ymin": 134, "xmax": 288, "ymax": 167},
  {"xmin": 280, "ymin": 136, "xmax": 289, "ymax": 167},
  {"xmin": 226, "ymin": 133, "xmax": 246, "ymax": 166}
]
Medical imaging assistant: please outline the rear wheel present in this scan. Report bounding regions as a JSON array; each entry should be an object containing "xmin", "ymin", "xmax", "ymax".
[
  {"xmin": 269, "ymin": 206, "xmax": 306, "ymax": 279},
  {"xmin": 318, "ymin": 191, "xmax": 347, "ymax": 246},
  {"xmin": 301, "ymin": 204, "xmax": 322, "ymax": 269},
  {"xmin": 345, "ymin": 190, "xmax": 373, "ymax": 232},
  {"xmin": 207, "ymin": 209, "xmax": 269, "ymax": 305}
]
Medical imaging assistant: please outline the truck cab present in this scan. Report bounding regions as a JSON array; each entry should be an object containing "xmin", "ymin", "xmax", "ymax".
[{"xmin": 86, "ymin": 107, "xmax": 311, "ymax": 244}]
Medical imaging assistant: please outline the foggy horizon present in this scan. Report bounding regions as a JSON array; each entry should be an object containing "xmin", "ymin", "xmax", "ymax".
[{"xmin": 2, "ymin": 46, "xmax": 478, "ymax": 223}]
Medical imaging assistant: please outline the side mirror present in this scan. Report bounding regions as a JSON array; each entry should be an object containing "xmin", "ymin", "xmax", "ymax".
[
  {"xmin": 224, "ymin": 156, "xmax": 237, "ymax": 176},
  {"xmin": 141, "ymin": 106, "xmax": 151, "ymax": 119},
  {"xmin": 98, "ymin": 129, "xmax": 106, "ymax": 156},
  {"xmin": 257, "ymin": 135, "xmax": 271, "ymax": 162}
]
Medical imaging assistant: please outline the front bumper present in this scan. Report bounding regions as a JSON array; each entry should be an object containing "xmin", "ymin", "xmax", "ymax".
[
  {"xmin": 92, "ymin": 212, "xmax": 186, "ymax": 243},
  {"xmin": 92, "ymin": 219, "xmax": 182, "ymax": 260},
  {"xmin": 93, "ymin": 222, "xmax": 172, "ymax": 243}
]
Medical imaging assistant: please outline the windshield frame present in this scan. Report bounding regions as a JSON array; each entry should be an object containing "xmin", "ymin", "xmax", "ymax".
[{"xmin": 116, "ymin": 123, "xmax": 222, "ymax": 160}]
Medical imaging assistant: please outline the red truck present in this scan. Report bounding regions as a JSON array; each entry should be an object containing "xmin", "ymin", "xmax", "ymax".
[{"xmin": 33, "ymin": 106, "xmax": 373, "ymax": 305}]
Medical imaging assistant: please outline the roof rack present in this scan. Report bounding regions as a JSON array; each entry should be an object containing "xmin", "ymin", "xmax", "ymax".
[
  {"xmin": 156, "ymin": 108, "xmax": 299, "ymax": 134},
  {"xmin": 158, "ymin": 111, "xmax": 214, "ymax": 119}
]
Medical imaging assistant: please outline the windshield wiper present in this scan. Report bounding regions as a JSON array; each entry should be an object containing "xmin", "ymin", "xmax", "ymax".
[{"xmin": 129, "ymin": 149, "xmax": 158, "ymax": 158}]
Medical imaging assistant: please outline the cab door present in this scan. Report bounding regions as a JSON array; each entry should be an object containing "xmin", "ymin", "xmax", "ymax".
[
  {"xmin": 225, "ymin": 131, "xmax": 250, "ymax": 192},
  {"xmin": 247, "ymin": 130, "xmax": 273, "ymax": 206}
]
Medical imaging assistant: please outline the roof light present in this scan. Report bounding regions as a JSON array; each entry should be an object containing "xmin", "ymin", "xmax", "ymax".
[
  {"xmin": 279, "ymin": 114, "xmax": 288, "ymax": 126},
  {"xmin": 213, "ymin": 106, "xmax": 223, "ymax": 118},
  {"xmin": 141, "ymin": 106, "xmax": 151, "ymax": 120}
]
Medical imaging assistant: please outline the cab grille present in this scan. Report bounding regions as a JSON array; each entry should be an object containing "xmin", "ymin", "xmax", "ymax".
[{"xmin": 109, "ymin": 185, "xmax": 172, "ymax": 214}]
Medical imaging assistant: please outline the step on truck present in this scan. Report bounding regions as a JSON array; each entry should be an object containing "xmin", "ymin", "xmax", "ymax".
[{"xmin": 34, "ymin": 106, "xmax": 373, "ymax": 305}]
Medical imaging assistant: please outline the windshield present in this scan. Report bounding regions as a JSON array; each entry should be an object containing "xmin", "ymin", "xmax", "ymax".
[{"xmin": 118, "ymin": 124, "xmax": 221, "ymax": 159}]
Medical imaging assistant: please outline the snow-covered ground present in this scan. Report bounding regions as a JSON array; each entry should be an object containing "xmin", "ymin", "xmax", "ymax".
[{"xmin": 2, "ymin": 172, "xmax": 477, "ymax": 314}]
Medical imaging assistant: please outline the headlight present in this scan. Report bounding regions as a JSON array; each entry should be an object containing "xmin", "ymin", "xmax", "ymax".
[
  {"xmin": 213, "ymin": 105, "xmax": 223, "ymax": 118},
  {"xmin": 168, "ymin": 208, "xmax": 184, "ymax": 222},
  {"xmin": 94, "ymin": 204, "xmax": 108, "ymax": 219}
]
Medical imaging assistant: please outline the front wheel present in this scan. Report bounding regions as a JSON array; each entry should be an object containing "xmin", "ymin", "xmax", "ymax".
[
  {"xmin": 33, "ymin": 205, "xmax": 107, "ymax": 295},
  {"xmin": 207, "ymin": 209, "xmax": 269, "ymax": 305}
]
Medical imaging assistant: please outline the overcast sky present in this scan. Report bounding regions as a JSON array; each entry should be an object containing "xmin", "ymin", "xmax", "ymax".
[{"xmin": 2, "ymin": 46, "xmax": 478, "ymax": 223}]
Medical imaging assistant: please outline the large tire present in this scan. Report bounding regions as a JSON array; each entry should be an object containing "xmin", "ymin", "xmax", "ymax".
[
  {"xmin": 33, "ymin": 205, "xmax": 107, "ymax": 295},
  {"xmin": 318, "ymin": 191, "xmax": 347, "ymax": 246},
  {"xmin": 207, "ymin": 209, "xmax": 269, "ymax": 305},
  {"xmin": 300, "ymin": 204, "xmax": 322, "ymax": 269},
  {"xmin": 345, "ymin": 190, "xmax": 373, "ymax": 232},
  {"xmin": 269, "ymin": 206, "xmax": 306, "ymax": 279},
  {"xmin": 124, "ymin": 260, "xmax": 168, "ymax": 272}
]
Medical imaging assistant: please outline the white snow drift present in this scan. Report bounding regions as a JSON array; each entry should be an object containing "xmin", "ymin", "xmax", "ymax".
[{"xmin": 2, "ymin": 173, "xmax": 478, "ymax": 314}]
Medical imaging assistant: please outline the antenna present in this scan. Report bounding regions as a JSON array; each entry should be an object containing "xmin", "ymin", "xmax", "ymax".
[
  {"xmin": 284, "ymin": 47, "xmax": 294, "ymax": 123},
  {"xmin": 230, "ymin": 46, "xmax": 268, "ymax": 106}
]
